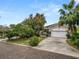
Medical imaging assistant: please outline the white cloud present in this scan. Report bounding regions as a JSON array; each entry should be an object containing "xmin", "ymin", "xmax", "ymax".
[
  {"xmin": 42, "ymin": 5, "xmax": 60, "ymax": 16},
  {"xmin": 75, "ymin": 0, "xmax": 79, "ymax": 3},
  {"xmin": 31, "ymin": 3, "xmax": 61, "ymax": 16},
  {"xmin": 35, "ymin": 4, "xmax": 61, "ymax": 25}
]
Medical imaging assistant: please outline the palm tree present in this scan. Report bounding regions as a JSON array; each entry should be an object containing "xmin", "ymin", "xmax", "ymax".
[{"xmin": 59, "ymin": 0, "xmax": 77, "ymax": 34}]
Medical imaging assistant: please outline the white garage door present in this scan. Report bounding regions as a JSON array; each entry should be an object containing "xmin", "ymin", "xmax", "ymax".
[{"xmin": 51, "ymin": 31, "xmax": 67, "ymax": 38}]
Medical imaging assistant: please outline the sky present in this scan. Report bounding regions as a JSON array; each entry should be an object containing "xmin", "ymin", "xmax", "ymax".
[{"xmin": 0, "ymin": 0, "xmax": 78, "ymax": 26}]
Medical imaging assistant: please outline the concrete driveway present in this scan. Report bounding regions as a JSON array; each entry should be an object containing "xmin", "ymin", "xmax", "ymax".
[
  {"xmin": 36, "ymin": 27, "xmax": 79, "ymax": 58},
  {"xmin": 36, "ymin": 37, "xmax": 79, "ymax": 58}
]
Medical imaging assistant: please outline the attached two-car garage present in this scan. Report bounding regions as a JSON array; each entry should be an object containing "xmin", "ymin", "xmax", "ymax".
[{"xmin": 51, "ymin": 28, "xmax": 67, "ymax": 38}]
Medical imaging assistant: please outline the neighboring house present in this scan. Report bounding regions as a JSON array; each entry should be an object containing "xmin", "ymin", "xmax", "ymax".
[{"xmin": 45, "ymin": 23, "xmax": 58, "ymax": 31}]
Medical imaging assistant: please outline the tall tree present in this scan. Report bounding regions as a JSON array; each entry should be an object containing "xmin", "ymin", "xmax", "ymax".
[
  {"xmin": 34, "ymin": 13, "xmax": 46, "ymax": 30},
  {"xmin": 58, "ymin": 0, "xmax": 78, "ymax": 33},
  {"xmin": 21, "ymin": 13, "xmax": 46, "ymax": 36}
]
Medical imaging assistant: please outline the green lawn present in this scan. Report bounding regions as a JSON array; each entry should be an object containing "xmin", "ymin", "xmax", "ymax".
[
  {"xmin": 7, "ymin": 39, "xmax": 30, "ymax": 45},
  {"xmin": 7, "ymin": 36, "xmax": 43, "ymax": 46}
]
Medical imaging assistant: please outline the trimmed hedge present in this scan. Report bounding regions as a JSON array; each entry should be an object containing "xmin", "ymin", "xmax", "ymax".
[{"xmin": 29, "ymin": 36, "xmax": 42, "ymax": 46}]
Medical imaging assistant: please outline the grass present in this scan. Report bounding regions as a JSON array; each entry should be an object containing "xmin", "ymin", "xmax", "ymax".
[
  {"xmin": 7, "ymin": 37, "xmax": 43, "ymax": 46},
  {"xmin": 7, "ymin": 38, "xmax": 30, "ymax": 45}
]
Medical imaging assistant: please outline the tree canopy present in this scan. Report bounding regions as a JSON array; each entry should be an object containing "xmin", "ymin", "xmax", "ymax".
[
  {"xmin": 7, "ymin": 13, "xmax": 47, "ymax": 39},
  {"xmin": 59, "ymin": 0, "xmax": 79, "ymax": 33}
]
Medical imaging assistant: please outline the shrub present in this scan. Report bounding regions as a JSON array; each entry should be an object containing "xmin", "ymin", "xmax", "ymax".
[
  {"xmin": 29, "ymin": 36, "xmax": 42, "ymax": 46},
  {"xmin": 69, "ymin": 32, "xmax": 79, "ymax": 48},
  {"xmin": 6, "ymin": 30, "xmax": 18, "ymax": 40},
  {"xmin": 73, "ymin": 32, "xmax": 79, "ymax": 39},
  {"xmin": 25, "ymin": 27, "xmax": 34, "ymax": 38},
  {"xmin": 75, "ymin": 39, "xmax": 79, "ymax": 48}
]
